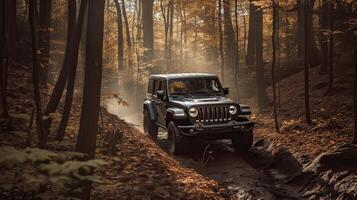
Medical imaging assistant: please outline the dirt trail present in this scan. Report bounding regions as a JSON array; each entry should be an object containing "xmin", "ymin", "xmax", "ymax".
[{"xmin": 105, "ymin": 101, "xmax": 301, "ymax": 200}]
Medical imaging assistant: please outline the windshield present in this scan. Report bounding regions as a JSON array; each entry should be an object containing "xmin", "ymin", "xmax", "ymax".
[{"xmin": 168, "ymin": 78, "xmax": 223, "ymax": 96}]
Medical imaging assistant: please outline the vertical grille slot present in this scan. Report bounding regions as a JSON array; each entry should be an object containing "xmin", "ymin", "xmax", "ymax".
[{"xmin": 195, "ymin": 105, "xmax": 230, "ymax": 123}]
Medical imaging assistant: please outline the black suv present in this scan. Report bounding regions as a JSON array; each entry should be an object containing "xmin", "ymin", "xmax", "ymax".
[{"xmin": 143, "ymin": 73, "xmax": 254, "ymax": 155}]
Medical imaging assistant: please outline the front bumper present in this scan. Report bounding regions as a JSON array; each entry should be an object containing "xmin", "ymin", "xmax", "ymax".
[{"xmin": 177, "ymin": 120, "xmax": 254, "ymax": 140}]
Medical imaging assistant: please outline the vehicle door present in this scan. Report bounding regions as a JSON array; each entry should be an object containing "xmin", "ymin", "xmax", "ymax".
[{"xmin": 153, "ymin": 79, "xmax": 167, "ymax": 126}]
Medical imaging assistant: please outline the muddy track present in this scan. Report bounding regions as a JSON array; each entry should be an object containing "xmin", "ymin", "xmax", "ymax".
[{"xmin": 156, "ymin": 131, "xmax": 302, "ymax": 200}]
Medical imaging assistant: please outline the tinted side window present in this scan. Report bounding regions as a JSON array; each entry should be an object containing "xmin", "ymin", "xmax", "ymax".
[
  {"xmin": 154, "ymin": 80, "xmax": 161, "ymax": 96},
  {"xmin": 152, "ymin": 79, "xmax": 157, "ymax": 95},
  {"xmin": 148, "ymin": 79, "xmax": 154, "ymax": 94}
]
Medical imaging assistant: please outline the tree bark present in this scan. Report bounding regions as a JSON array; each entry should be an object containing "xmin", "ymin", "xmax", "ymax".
[
  {"xmin": 255, "ymin": 5, "xmax": 266, "ymax": 109},
  {"xmin": 121, "ymin": 0, "xmax": 133, "ymax": 69},
  {"xmin": 272, "ymin": 0, "xmax": 280, "ymax": 133},
  {"xmin": 5, "ymin": 0, "xmax": 16, "ymax": 62},
  {"xmin": 327, "ymin": 2, "xmax": 334, "ymax": 92},
  {"xmin": 160, "ymin": 0, "xmax": 169, "ymax": 58},
  {"xmin": 29, "ymin": 0, "xmax": 46, "ymax": 148},
  {"xmin": 297, "ymin": 0, "xmax": 305, "ymax": 58},
  {"xmin": 38, "ymin": 0, "xmax": 51, "ymax": 86},
  {"xmin": 66, "ymin": 0, "xmax": 76, "ymax": 51},
  {"xmin": 0, "ymin": 0, "xmax": 8, "ymax": 119},
  {"xmin": 353, "ymin": 35, "xmax": 357, "ymax": 144},
  {"xmin": 168, "ymin": 0, "xmax": 174, "ymax": 61},
  {"xmin": 218, "ymin": 0, "xmax": 225, "ymax": 84},
  {"xmin": 234, "ymin": 0, "xmax": 240, "ymax": 100},
  {"xmin": 304, "ymin": 0, "xmax": 312, "ymax": 124},
  {"xmin": 246, "ymin": 1, "xmax": 255, "ymax": 65},
  {"xmin": 223, "ymin": 0, "xmax": 238, "ymax": 73},
  {"xmin": 114, "ymin": 0, "xmax": 124, "ymax": 71},
  {"xmin": 75, "ymin": 0, "xmax": 105, "ymax": 198},
  {"xmin": 142, "ymin": 0, "xmax": 154, "ymax": 59},
  {"xmin": 319, "ymin": 0, "xmax": 328, "ymax": 73}
]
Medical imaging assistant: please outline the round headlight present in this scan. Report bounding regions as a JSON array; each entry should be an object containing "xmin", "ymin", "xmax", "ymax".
[
  {"xmin": 229, "ymin": 105, "xmax": 237, "ymax": 115},
  {"xmin": 189, "ymin": 107, "xmax": 198, "ymax": 117}
]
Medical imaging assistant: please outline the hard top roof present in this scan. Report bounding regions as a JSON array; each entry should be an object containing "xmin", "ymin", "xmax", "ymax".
[{"xmin": 150, "ymin": 73, "xmax": 218, "ymax": 80}]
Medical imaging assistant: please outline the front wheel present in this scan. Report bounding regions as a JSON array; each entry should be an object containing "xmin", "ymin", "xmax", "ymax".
[
  {"xmin": 167, "ymin": 121, "xmax": 186, "ymax": 155},
  {"xmin": 143, "ymin": 110, "xmax": 158, "ymax": 140},
  {"xmin": 231, "ymin": 130, "xmax": 253, "ymax": 152}
]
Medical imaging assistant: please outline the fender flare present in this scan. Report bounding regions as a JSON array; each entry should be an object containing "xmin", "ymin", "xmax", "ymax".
[
  {"xmin": 239, "ymin": 104, "xmax": 252, "ymax": 115},
  {"xmin": 166, "ymin": 108, "xmax": 187, "ymax": 122},
  {"xmin": 143, "ymin": 100, "xmax": 157, "ymax": 121}
]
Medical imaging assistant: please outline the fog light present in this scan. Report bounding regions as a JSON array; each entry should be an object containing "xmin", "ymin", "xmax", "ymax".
[{"xmin": 189, "ymin": 128, "xmax": 195, "ymax": 133}]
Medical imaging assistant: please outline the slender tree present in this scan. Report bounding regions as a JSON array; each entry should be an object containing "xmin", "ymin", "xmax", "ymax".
[
  {"xmin": 223, "ymin": 0, "xmax": 238, "ymax": 76},
  {"xmin": 246, "ymin": 0, "xmax": 255, "ymax": 65},
  {"xmin": 168, "ymin": 0, "xmax": 174, "ymax": 60},
  {"xmin": 29, "ymin": 0, "xmax": 46, "ymax": 147},
  {"xmin": 353, "ymin": 34, "xmax": 357, "ymax": 144},
  {"xmin": 234, "ymin": 0, "xmax": 240, "ymax": 100},
  {"xmin": 75, "ymin": 0, "xmax": 105, "ymax": 198},
  {"xmin": 142, "ymin": 0, "xmax": 154, "ymax": 59},
  {"xmin": 319, "ymin": 0, "xmax": 328, "ymax": 73},
  {"xmin": 255, "ymin": 5, "xmax": 266, "ymax": 109},
  {"xmin": 272, "ymin": 0, "xmax": 280, "ymax": 133},
  {"xmin": 38, "ymin": 0, "xmax": 51, "ymax": 86},
  {"xmin": 121, "ymin": 0, "xmax": 133, "ymax": 69},
  {"xmin": 327, "ymin": 2, "xmax": 334, "ymax": 93},
  {"xmin": 114, "ymin": 0, "xmax": 124, "ymax": 71},
  {"xmin": 304, "ymin": 0, "xmax": 312, "ymax": 124},
  {"xmin": 5, "ymin": 0, "xmax": 16, "ymax": 63},
  {"xmin": 218, "ymin": 0, "xmax": 225, "ymax": 83},
  {"xmin": 0, "ymin": 0, "xmax": 8, "ymax": 119}
]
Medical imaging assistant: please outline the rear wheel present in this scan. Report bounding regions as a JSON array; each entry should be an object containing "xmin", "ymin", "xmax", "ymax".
[
  {"xmin": 143, "ymin": 110, "xmax": 158, "ymax": 140},
  {"xmin": 167, "ymin": 121, "xmax": 186, "ymax": 155}
]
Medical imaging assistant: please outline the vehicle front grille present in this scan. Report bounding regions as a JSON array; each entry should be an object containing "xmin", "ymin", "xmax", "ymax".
[{"xmin": 195, "ymin": 105, "xmax": 231, "ymax": 123}]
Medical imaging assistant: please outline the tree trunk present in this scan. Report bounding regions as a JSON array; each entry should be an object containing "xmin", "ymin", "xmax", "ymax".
[
  {"xmin": 223, "ymin": 0, "xmax": 238, "ymax": 74},
  {"xmin": 75, "ymin": 0, "xmax": 105, "ymax": 198},
  {"xmin": 168, "ymin": 0, "xmax": 174, "ymax": 61},
  {"xmin": 246, "ymin": 1, "xmax": 255, "ymax": 65},
  {"xmin": 43, "ymin": 0, "xmax": 87, "ymax": 134},
  {"xmin": 0, "ymin": 0, "xmax": 8, "ymax": 119},
  {"xmin": 114, "ymin": 0, "xmax": 124, "ymax": 71},
  {"xmin": 29, "ymin": 0, "xmax": 46, "ymax": 148},
  {"xmin": 38, "ymin": 0, "xmax": 51, "ymax": 86},
  {"xmin": 297, "ymin": 0, "xmax": 305, "ymax": 58},
  {"xmin": 304, "ymin": 0, "xmax": 312, "ymax": 124},
  {"xmin": 353, "ymin": 35, "xmax": 357, "ymax": 144},
  {"xmin": 142, "ymin": 0, "xmax": 154, "ymax": 59},
  {"xmin": 66, "ymin": 0, "xmax": 76, "ymax": 51},
  {"xmin": 272, "ymin": 0, "xmax": 280, "ymax": 133},
  {"xmin": 160, "ymin": 0, "xmax": 169, "ymax": 58},
  {"xmin": 255, "ymin": 5, "xmax": 266, "ymax": 109},
  {"xmin": 319, "ymin": 0, "xmax": 328, "ymax": 73},
  {"xmin": 218, "ymin": 0, "xmax": 225, "ymax": 84},
  {"xmin": 234, "ymin": 0, "xmax": 240, "ymax": 100},
  {"xmin": 121, "ymin": 0, "xmax": 133, "ymax": 69},
  {"xmin": 5, "ymin": 0, "xmax": 16, "ymax": 62},
  {"xmin": 327, "ymin": 2, "xmax": 334, "ymax": 92}
]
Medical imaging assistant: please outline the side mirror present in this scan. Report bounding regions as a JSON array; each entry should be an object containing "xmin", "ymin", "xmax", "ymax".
[
  {"xmin": 223, "ymin": 88, "xmax": 229, "ymax": 95},
  {"xmin": 156, "ymin": 90, "xmax": 165, "ymax": 100}
]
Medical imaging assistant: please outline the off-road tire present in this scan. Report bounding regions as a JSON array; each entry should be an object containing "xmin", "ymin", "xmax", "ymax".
[
  {"xmin": 143, "ymin": 110, "xmax": 158, "ymax": 140},
  {"xmin": 232, "ymin": 130, "xmax": 253, "ymax": 152},
  {"xmin": 167, "ymin": 121, "xmax": 186, "ymax": 155}
]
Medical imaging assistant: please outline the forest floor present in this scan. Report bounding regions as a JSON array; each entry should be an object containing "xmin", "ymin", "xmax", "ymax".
[{"xmin": 1, "ymin": 46, "xmax": 356, "ymax": 199}]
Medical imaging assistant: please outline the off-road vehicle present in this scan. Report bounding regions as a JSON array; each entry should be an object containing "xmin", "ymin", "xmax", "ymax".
[{"xmin": 143, "ymin": 73, "xmax": 254, "ymax": 155}]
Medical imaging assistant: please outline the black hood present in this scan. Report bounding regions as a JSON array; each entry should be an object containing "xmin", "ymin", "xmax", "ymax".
[{"xmin": 169, "ymin": 95, "xmax": 235, "ymax": 107}]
